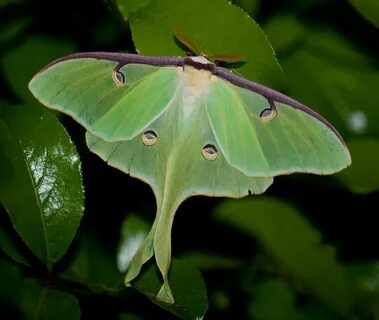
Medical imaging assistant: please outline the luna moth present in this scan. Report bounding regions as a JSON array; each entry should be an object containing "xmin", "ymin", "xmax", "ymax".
[{"xmin": 29, "ymin": 51, "xmax": 351, "ymax": 304}]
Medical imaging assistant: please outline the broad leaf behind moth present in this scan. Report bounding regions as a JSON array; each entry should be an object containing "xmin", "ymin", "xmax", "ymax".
[{"xmin": 29, "ymin": 52, "xmax": 351, "ymax": 303}]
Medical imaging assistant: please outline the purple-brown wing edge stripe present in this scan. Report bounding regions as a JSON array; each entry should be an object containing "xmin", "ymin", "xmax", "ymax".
[
  {"xmin": 40, "ymin": 52, "xmax": 185, "ymax": 71},
  {"xmin": 40, "ymin": 52, "xmax": 346, "ymax": 146},
  {"xmin": 212, "ymin": 66, "xmax": 346, "ymax": 146}
]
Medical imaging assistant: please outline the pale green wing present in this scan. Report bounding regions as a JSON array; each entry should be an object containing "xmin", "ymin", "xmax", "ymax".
[
  {"xmin": 206, "ymin": 78, "xmax": 351, "ymax": 177},
  {"xmin": 29, "ymin": 58, "xmax": 179, "ymax": 142},
  {"xmin": 86, "ymin": 90, "xmax": 273, "ymax": 303},
  {"xmin": 29, "ymin": 53, "xmax": 351, "ymax": 305}
]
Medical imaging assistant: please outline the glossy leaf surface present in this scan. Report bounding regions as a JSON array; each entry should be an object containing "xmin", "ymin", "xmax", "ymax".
[{"xmin": 0, "ymin": 105, "xmax": 84, "ymax": 263}]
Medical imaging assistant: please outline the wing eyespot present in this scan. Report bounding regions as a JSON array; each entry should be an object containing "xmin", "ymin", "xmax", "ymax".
[
  {"xmin": 259, "ymin": 99, "xmax": 277, "ymax": 123},
  {"xmin": 141, "ymin": 130, "xmax": 158, "ymax": 146},
  {"xmin": 202, "ymin": 144, "xmax": 218, "ymax": 161},
  {"xmin": 112, "ymin": 69, "xmax": 126, "ymax": 85}
]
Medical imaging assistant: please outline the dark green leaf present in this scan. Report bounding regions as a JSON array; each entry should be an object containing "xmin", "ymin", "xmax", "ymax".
[
  {"xmin": 276, "ymin": 24, "xmax": 379, "ymax": 138},
  {"xmin": 20, "ymin": 280, "xmax": 81, "ymax": 320},
  {"xmin": 264, "ymin": 15, "xmax": 307, "ymax": 55},
  {"xmin": 59, "ymin": 232, "xmax": 123, "ymax": 291},
  {"xmin": 0, "ymin": 210, "xmax": 31, "ymax": 266},
  {"xmin": 118, "ymin": 313, "xmax": 144, "ymax": 320},
  {"xmin": 133, "ymin": 258, "xmax": 208, "ymax": 320},
  {"xmin": 299, "ymin": 302, "xmax": 339, "ymax": 320},
  {"xmin": 375, "ymin": 304, "xmax": 379, "ymax": 320},
  {"xmin": 346, "ymin": 262, "xmax": 379, "ymax": 320},
  {"xmin": 1, "ymin": 35, "xmax": 76, "ymax": 104},
  {"xmin": 347, "ymin": 261, "xmax": 379, "ymax": 294},
  {"xmin": 0, "ymin": 16, "xmax": 32, "ymax": 47},
  {"xmin": 232, "ymin": 0, "xmax": 260, "ymax": 17},
  {"xmin": 116, "ymin": 0, "xmax": 284, "ymax": 88},
  {"xmin": 249, "ymin": 278, "xmax": 304, "ymax": 320},
  {"xmin": 337, "ymin": 139, "xmax": 379, "ymax": 194},
  {"xmin": 0, "ymin": 0, "xmax": 22, "ymax": 8},
  {"xmin": 0, "ymin": 105, "xmax": 84, "ymax": 263},
  {"xmin": 0, "ymin": 261, "xmax": 82, "ymax": 319},
  {"xmin": 215, "ymin": 197, "xmax": 354, "ymax": 314},
  {"xmin": 349, "ymin": 0, "xmax": 379, "ymax": 28},
  {"xmin": 0, "ymin": 258, "xmax": 23, "ymax": 304},
  {"xmin": 210, "ymin": 291, "xmax": 230, "ymax": 311},
  {"xmin": 91, "ymin": 18, "xmax": 122, "ymax": 46},
  {"xmin": 117, "ymin": 213, "xmax": 149, "ymax": 273},
  {"xmin": 180, "ymin": 251, "xmax": 241, "ymax": 270}
]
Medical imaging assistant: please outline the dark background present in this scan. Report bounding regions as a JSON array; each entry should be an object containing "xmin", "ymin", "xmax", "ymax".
[{"xmin": 1, "ymin": 0, "xmax": 378, "ymax": 319}]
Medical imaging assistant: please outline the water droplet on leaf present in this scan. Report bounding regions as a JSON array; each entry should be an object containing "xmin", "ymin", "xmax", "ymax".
[
  {"xmin": 141, "ymin": 130, "xmax": 158, "ymax": 146},
  {"xmin": 202, "ymin": 144, "xmax": 218, "ymax": 161}
]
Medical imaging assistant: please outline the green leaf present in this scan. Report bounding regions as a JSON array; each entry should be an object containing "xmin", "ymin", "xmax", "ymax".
[
  {"xmin": 215, "ymin": 197, "xmax": 354, "ymax": 314},
  {"xmin": 90, "ymin": 18, "xmax": 122, "ymax": 46},
  {"xmin": 373, "ymin": 298, "xmax": 379, "ymax": 320},
  {"xmin": 0, "ymin": 259, "xmax": 82, "ymax": 319},
  {"xmin": 232, "ymin": 0, "xmax": 260, "ymax": 17},
  {"xmin": 1, "ymin": 35, "xmax": 76, "ymax": 104},
  {"xmin": 116, "ymin": 0, "xmax": 284, "ymax": 88},
  {"xmin": 180, "ymin": 251, "xmax": 241, "ymax": 270},
  {"xmin": 346, "ymin": 262, "xmax": 379, "ymax": 320},
  {"xmin": 20, "ymin": 280, "xmax": 81, "ymax": 320},
  {"xmin": 347, "ymin": 261, "xmax": 379, "ymax": 294},
  {"xmin": 0, "ymin": 0, "xmax": 22, "ymax": 9},
  {"xmin": 249, "ymin": 278, "xmax": 304, "ymax": 320},
  {"xmin": 337, "ymin": 139, "xmax": 379, "ymax": 194},
  {"xmin": 299, "ymin": 302, "xmax": 339, "ymax": 320},
  {"xmin": 0, "ymin": 105, "xmax": 84, "ymax": 264},
  {"xmin": 59, "ymin": 232, "xmax": 123, "ymax": 291},
  {"xmin": 0, "ymin": 210, "xmax": 31, "ymax": 266},
  {"xmin": 117, "ymin": 213, "xmax": 150, "ymax": 273},
  {"xmin": 118, "ymin": 313, "xmax": 144, "ymax": 320},
  {"xmin": 0, "ymin": 258, "xmax": 24, "ymax": 304},
  {"xmin": 0, "ymin": 16, "xmax": 32, "ymax": 47},
  {"xmin": 133, "ymin": 258, "xmax": 208, "ymax": 320},
  {"xmin": 375, "ymin": 304, "xmax": 379, "ymax": 320},
  {"xmin": 349, "ymin": 0, "xmax": 379, "ymax": 28},
  {"xmin": 276, "ymin": 24, "xmax": 379, "ymax": 138},
  {"xmin": 264, "ymin": 15, "xmax": 307, "ymax": 55}
]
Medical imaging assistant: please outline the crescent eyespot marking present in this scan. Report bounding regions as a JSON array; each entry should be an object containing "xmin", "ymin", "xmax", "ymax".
[
  {"xmin": 45, "ymin": 52, "xmax": 343, "ymax": 145},
  {"xmin": 202, "ymin": 144, "xmax": 218, "ymax": 161},
  {"xmin": 141, "ymin": 130, "xmax": 158, "ymax": 146},
  {"xmin": 259, "ymin": 100, "xmax": 277, "ymax": 123},
  {"xmin": 112, "ymin": 68, "xmax": 125, "ymax": 84}
]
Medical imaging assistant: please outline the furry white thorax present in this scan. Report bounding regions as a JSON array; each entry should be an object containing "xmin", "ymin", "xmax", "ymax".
[
  {"xmin": 178, "ymin": 64, "xmax": 216, "ymax": 118},
  {"xmin": 188, "ymin": 56, "xmax": 212, "ymax": 65}
]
